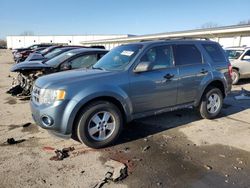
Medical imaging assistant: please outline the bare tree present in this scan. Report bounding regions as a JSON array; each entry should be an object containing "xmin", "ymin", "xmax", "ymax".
[
  {"xmin": 237, "ymin": 19, "xmax": 250, "ymax": 25},
  {"xmin": 20, "ymin": 31, "xmax": 34, "ymax": 36},
  {"xmin": 200, "ymin": 22, "xmax": 220, "ymax": 29},
  {"xmin": 0, "ymin": 40, "xmax": 7, "ymax": 47}
]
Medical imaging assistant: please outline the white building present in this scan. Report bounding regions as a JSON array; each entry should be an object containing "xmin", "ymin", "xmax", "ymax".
[
  {"xmin": 6, "ymin": 24, "xmax": 250, "ymax": 50},
  {"xmin": 6, "ymin": 34, "xmax": 133, "ymax": 49},
  {"xmin": 80, "ymin": 24, "xmax": 250, "ymax": 49}
]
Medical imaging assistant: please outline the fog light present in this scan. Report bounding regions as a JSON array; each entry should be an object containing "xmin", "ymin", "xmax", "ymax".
[{"xmin": 41, "ymin": 115, "xmax": 53, "ymax": 127}]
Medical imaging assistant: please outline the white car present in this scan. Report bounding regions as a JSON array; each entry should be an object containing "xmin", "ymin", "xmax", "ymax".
[{"xmin": 225, "ymin": 47, "xmax": 250, "ymax": 84}]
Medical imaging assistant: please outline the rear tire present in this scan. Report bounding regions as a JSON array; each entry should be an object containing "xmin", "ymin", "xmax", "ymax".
[
  {"xmin": 75, "ymin": 101, "xmax": 123, "ymax": 148},
  {"xmin": 199, "ymin": 87, "xmax": 223, "ymax": 119},
  {"xmin": 232, "ymin": 69, "xmax": 240, "ymax": 85}
]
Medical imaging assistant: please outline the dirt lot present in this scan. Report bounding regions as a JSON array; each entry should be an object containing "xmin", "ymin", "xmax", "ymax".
[{"xmin": 1, "ymin": 49, "xmax": 250, "ymax": 188}]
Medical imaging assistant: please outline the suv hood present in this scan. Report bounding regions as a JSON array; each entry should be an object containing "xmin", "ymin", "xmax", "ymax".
[
  {"xmin": 10, "ymin": 60, "xmax": 52, "ymax": 72},
  {"xmin": 35, "ymin": 69, "xmax": 115, "ymax": 88}
]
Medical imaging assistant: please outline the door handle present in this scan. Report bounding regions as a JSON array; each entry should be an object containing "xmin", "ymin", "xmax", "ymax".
[
  {"xmin": 200, "ymin": 69, "xmax": 208, "ymax": 74},
  {"xmin": 164, "ymin": 73, "xmax": 174, "ymax": 80}
]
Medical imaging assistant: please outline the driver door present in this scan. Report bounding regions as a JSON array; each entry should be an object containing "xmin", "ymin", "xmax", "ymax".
[{"xmin": 129, "ymin": 45, "xmax": 178, "ymax": 114}]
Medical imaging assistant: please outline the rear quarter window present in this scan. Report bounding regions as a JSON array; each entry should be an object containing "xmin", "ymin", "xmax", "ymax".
[{"xmin": 203, "ymin": 43, "xmax": 226, "ymax": 62}]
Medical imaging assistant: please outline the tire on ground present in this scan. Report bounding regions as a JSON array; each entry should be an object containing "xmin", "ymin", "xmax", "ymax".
[
  {"xmin": 75, "ymin": 100, "xmax": 123, "ymax": 148},
  {"xmin": 199, "ymin": 87, "xmax": 223, "ymax": 119}
]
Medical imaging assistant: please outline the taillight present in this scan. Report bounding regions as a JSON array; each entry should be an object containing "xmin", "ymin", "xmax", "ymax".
[{"xmin": 228, "ymin": 63, "xmax": 233, "ymax": 78}]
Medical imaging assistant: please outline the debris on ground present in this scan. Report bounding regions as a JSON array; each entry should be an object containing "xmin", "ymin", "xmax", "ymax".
[
  {"xmin": 6, "ymin": 138, "xmax": 26, "ymax": 145},
  {"xmin": 6, "ymin": 85, "xmax": 23, "ymax": 96},
  {"xmin": 157, "ymin": 182, "xmax": 162, "ymax": 186},
  {"xmin": 42, "ymin": 146, "xmax": 55, "ymax": 151},
  {"xmin": 204, "ymin": 164, "xmax": 213, "ymax": 170},
  {"xmin": 50, "ymin": 147, "xmax": 75, "ymax": 161},
  {"xmin": 142, "ymin": 145, "xmax": 150, "ymax": 152},
  {"xmin": 119, "ymin": 147, "xmax": 130, "ymax": 153},
  {"xmin": 105, "ymin": 159, "xmax": 128, "ymax": 181},
  {"xmin": 233, "ymin": 166, "xmax": 242, "ymax": 171},
  {"xmin": 235, "ymin": 88, "xmax": 250, "ymax": 100},
  {"xmin": 219, "ymin": 154, "xmax": 226, "ymax": 158},
  {"xmin": 22, "ymin": 122, "xmax": 31, "ymax": 128},
  {"xmin": 93, "ymin": 159, "xmax": 128, "ymax": 188}
]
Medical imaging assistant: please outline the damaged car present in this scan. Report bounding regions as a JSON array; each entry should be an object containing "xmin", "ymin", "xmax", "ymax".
[{"xmin": 8, "ymin": 48, "xmax": 108, "ymax": 96}]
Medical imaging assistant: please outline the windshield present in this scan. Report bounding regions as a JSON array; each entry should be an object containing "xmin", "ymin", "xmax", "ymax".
[
  {"xmin": 225, "ymin": 49, "xmax": 244, "ymax": 59},
  {"xmin": 40, "ymin": 46, "xmax": 54, "ymax": 55},
  {"xmin": 45, "ymin": 51, "xmax": 76, "ymax": 66},
  {"xmin": 44, "ymin": 48, "xmax": 66, "ymax": 59},
  {"xmin": 93, "ymin": 44, "xmax": 143, "ymax": 71}
]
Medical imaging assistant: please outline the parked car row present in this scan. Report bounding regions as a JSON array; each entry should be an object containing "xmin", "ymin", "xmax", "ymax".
[
  {"xmin": 12, "ymin": 44, "xmax": 54, "ymax": 63},
  {"xmin": 8, "ymin": 45, "xmax": 107, "ymax": 96},
  {"xmin": 25, "ymin": 39, "xmax": 232, "ymax": 148}
]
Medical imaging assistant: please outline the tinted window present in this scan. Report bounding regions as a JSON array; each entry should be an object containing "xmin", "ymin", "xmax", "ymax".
[
  {"xmin": 244, "ymin": 50, "xmax": 250, "ymax": 56},
  {"xmin": 203, "ymin": 44, "xmax": 226, "ymax": 62},
  {"xmin": 70, "ymin": 54, "xmax": 98, "ymax": 69},
  {"xmin": 174, "ymin": 44, "xmax": 202, "ymax": 65},
  {"xmin": 139, "ymin": 45, "xmax": 173, "ymax": 70}
]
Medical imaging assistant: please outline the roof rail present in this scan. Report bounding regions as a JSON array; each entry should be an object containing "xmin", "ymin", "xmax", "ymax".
[
  {"xmin": 226, "ymin": 45, "xmax": 248, "ymax": 48},
  {"xmin": 139, "ymin": 37, "xmax": 210, "ymax": 42}
]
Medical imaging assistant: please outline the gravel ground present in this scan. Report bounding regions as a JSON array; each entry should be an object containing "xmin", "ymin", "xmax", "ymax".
[{"xmin": 1, "ymin": 49, "xmax": 250, "ymax": 188}]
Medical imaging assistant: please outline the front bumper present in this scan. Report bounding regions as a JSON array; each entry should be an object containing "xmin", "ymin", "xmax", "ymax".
[{"xmin": 30, "ymin": 99, "xmax": 74, "ymax": 137}]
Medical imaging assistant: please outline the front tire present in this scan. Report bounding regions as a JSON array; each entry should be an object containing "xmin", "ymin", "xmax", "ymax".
[
  {"xmin": 199, "ymin": 87, "xmax": 223, "ymax": 119},
  {"xmin": 75, "ymin": 101, "xmax": 123, "ymax": 148}
]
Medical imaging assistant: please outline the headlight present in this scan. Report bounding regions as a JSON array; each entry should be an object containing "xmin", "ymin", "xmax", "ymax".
[{"xmin": 39, "ymin": 89, "xmax": 66, "ymax": 105}]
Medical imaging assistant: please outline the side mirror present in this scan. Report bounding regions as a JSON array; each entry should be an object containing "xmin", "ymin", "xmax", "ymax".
[
  {"xmin": 242, "ymin": 55, "xmax": 250, "ymax": 60},
  {"xmin": 134, "ymin": 61, "xmax": 151, "ymax": 73},
  {"xmin": 61, "ymin": 62, "xmax": 72, "ymax": 70}
]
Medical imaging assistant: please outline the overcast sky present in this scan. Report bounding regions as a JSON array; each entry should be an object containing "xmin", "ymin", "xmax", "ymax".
[{"xmin": 0, "ymin": 0, "xmax": 250, "ymax": 39}]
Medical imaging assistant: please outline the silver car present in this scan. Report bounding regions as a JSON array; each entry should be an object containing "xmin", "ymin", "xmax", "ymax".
[{"xmin": 225, "ymin": 47, "xmax": 250, "ymax": 84}]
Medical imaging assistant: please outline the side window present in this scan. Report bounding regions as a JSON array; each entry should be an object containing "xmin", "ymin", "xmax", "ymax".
[
  {"xmin": 174, "ymin": 44, "xmax": 202, "ymax": 65},
  {"xmin": 203, "ymin": 44, "xmax": 226, "ymax": 62},
  {"xmin": 139, "ymin": 45, "xmax": 173, "ymax": 70},
  {"xmin": 70, "ymin": 54, "xmax": 98, "ymax": 69},
  {"xmin": 242, "ymin": 50, "xmax": 250, "ymax": 60},
  {"xmin": 98, "ymin": 52, "xmax": 106, "ymax": 60}
]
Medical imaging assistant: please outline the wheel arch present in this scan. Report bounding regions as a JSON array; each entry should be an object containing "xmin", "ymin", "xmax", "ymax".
[{"xmin": 195, "ymin": 79, "xmax": 226, "ymax": 107}]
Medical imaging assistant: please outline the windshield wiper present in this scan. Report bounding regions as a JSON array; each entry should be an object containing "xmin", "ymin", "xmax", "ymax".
[{"xmin": 92, "ymin": 66, "xmax": 105, "ymax": 71}]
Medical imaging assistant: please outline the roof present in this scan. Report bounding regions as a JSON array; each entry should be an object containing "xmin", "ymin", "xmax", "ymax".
[{"xmin": 65, "ymin": 48, "xmax": 108, "ymax": 54}]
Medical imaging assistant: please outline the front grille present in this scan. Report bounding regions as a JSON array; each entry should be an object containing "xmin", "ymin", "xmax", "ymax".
[{"xmin": 32, "ymin": 85, "xmax": 41, "ymax": 104}]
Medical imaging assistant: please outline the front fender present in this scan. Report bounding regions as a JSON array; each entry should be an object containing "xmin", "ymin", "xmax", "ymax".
[{"xmin": 62, "ymin": 84, "xmax": 133, "ymax": 134}]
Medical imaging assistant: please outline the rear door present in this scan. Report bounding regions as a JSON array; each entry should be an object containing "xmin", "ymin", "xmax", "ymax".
[{"xmin": 174, "ymin": 43, "xmax": 210, "ymax": 105}]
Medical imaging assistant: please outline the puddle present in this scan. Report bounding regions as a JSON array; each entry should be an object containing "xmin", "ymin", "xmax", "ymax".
[
  {"xmin": 8, "ymin": 124, "xmax": 20, "ymax": 131},
  {"xmin": 21, "ymin": 124, "xmax": 39, "ymax": 134},
  {"xmin": 5, "ymin": 97, "xmax": 17, "ymax": 105}
]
